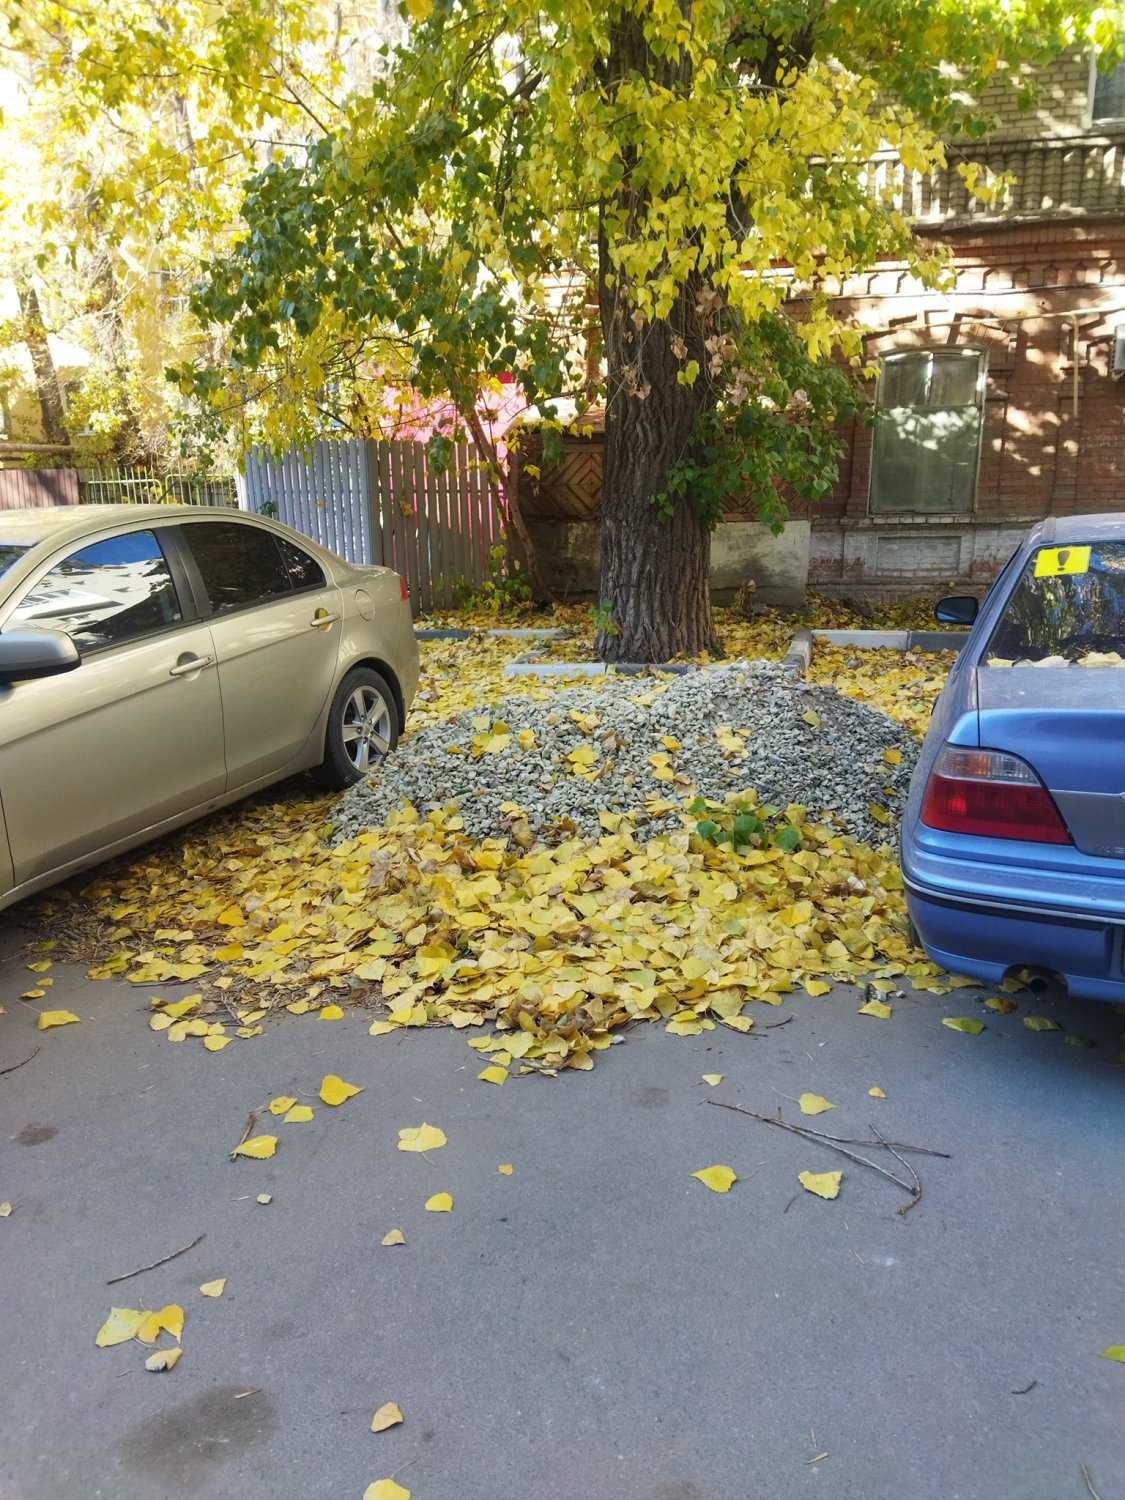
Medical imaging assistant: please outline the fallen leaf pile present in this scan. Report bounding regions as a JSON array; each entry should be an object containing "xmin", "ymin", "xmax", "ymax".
[
  {"xmin": 807, "ymin": 647, "xmax": 957, "ymax": 739},
  {"xmin": 46, "ymin": 792, "xmax": 951, "ymax": 1071}
]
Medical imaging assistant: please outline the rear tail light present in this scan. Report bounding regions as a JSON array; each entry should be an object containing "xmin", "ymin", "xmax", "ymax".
[
  {"xmin": 398, "ymin": 574, "xmax": 409, "ymax": 601},
  {"xmin": 921, "ymin": 745, "xmax": 1071, "ymax": 845}
]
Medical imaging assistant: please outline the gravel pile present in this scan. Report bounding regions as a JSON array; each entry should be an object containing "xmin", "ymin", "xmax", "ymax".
[{"xmin": 333, "ymin": 661, "xmax": 919, "ymax": 847}]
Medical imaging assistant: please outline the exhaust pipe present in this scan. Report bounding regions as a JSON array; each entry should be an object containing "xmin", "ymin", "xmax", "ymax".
[{"xmin": 1018, "ymin": 966, "xmax": 1066, "ymax": 996}]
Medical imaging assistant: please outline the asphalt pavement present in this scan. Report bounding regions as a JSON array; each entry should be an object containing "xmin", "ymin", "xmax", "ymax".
[{"xmin": 1, "ymin": 910, "xmax": 1123, "ymax": 1500}]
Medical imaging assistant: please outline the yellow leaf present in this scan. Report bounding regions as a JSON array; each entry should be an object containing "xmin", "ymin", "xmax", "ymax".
[
  {"xmin": 37, "ymin": 1009, "xmax": 80, "ymax": 1030},
  {"xmin": 424, "ymin": 1192, "xmax": 453, "ymax": 1212},
  {"xmin": 268, "ymin": 1096, "xmax": 297, "ymax": 1115},
  {"xmin": 286, "ymin": 1000, "xmax": 312, "ymax": 1015},
  {"xmin": 798, "ymin": 1093, "xmax": 834, "ymax": 1116},
  {"xmin": 217, "ymin": 904, "xmax": 244, "ymax": 926},
  {"xmin": 799, "ymin": 1170, "xmax": 842, "ymax": 1200},
  {"xmin": 144, "ymin": 1347, "xmax": 183, "ymax": 1372},
  {"xmin": 364, "ymin": 1482, "xmax": 411, "ymax": 1500},
  {"xmin": 283, "ymin": 1105, "xmax": 314, "ymax": 1123},
  {"xmin": 802, "ymin": 709, "xmax": 821, "ymax": 729},
  {"xmin": 942, "ymin": 1016, "xmax": 985, "ymax": 1035},
  {"xmin": 149, "ymin": 1014, "xmax": 172, "ymax": 1032},
  {"xmin": 320, "ymin": 1074, "xmax": 363, "ymax": 1106},
  {"xmin": 1023, "ymin": 1016, "xmax": 1060, "ymax": 1032},
  {"xmin": 497, "ymin": 1164, "xmax": 514, "ymax": 1175},
  {"xmin": 478, "ymin": 1065, "xmax": 507, "ymax": 1085},
  {"xmin": 232, "ymin": 1134, "xmax": 278, "ymax": 1160},
  {"xmin": 985, "ymin": 996, "xmax": 1018, "ymax": 1014},
  {"xmin": 858, "ymin": 998, "xmax": 892, "ymax": 1019},
  {"xmin": 167, "ymin": 1018, "xmax": 210, "ymax": 1041},
  {"xmin": 135, "ymin": 1304, "xmax": 184, "ymax": 1345},
  {"xmin": 159, "ymin": 996, "xmax": 201, "ymax": 1020},
  {"xmin": 318, "ymin": 1004, "xmax": 344, "ymax": 1020},
  {"xmin": 883, "ymin": 748, "xmax": 902, "ymax": 765},
  {"xmin": 22, "ymin": 989, "xmax": 46, "ymax": 1000},
  {"xmin": 26, "ymin": 959, "xmax": 52, "ymax": 973},
  {"xmin": 1101, "ymin": 1345, "xmax": 1125, "ymax": 1362},
  {"xmin": 200, "ymin": 1279, "xmax": 226, "ymax": 1298},
  {"xmin": 692, "ymin": 1165, "xmax": 737, "ymax": 1193},
  {"xmin": 868, "ymin": 1087, "xmax": 886, "ymax": 1098},
  {"xmin": 256, "ymin": 1194, "xmax": 273, "ymax": 1205},
  {"xmin": 381, "ymin": 1229, "xmax": 406, "ymax": 1246},
  {"xmin": 369, "ymin": 1020, "xmax": 397, "ymax": 1035},
  {"xmin": 204, "ymin": 1035, "xmax": 232, "ymax": 1051},
  {"xmin": 95, "ymin": 1307, "xmax": 147, "ymax": 1347},
  {"xmin": 701, "ymin": 1074, "xmax": 723, "ymax": 1087},
  {"xmin": 0, "ymin": 1202, "xmax": 11, "ymax": 1216},
  {"xmin": 371, "ymin": 1402, "xmax": 404, "ymax": 1432},
  {"xmin": 397, "ymin": 1123, "xmax": 446, "ymax": 1152},
  {"xmin": 803, "ymin": 979, "xmax": 831, "ymax": 997}
]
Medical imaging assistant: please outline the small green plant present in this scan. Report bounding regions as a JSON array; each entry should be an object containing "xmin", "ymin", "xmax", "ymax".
[
  {"xmin": 450, "ymin": 541, "xmax": 534, "ymax": 612},
  {"xmin": 687, "ymin": 795, "xmax": 803, "ymax": 853},
  {"xmin": 591, "ymin": 599, "xmax": 621, "ymax": 637}
]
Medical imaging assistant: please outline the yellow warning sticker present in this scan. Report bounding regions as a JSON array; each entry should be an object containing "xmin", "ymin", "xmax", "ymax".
[{"xmin": 1034, "ymin": 545, "xmax": 1091, "ymax": 578}]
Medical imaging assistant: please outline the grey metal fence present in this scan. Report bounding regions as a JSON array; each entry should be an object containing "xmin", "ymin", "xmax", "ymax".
[
  {"xmin": 78, "ymin": 467, "xmax": 237, "ymax": 507},
  {"xmin": 240, "ymin": 439, "xmax": 506, "ymax": 613}
]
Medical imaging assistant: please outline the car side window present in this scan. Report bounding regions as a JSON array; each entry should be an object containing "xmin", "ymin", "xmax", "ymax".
[
  {"xmin": 180, "ymin": 522, "xmax": 293, "ymax": 615},
  {"xmin": 8, "ymin": 530, "xmax": 182, "ymax": 653},
  {"xmin": 277, "ymin": 536, "xmax": 326, "ymax": 591}
]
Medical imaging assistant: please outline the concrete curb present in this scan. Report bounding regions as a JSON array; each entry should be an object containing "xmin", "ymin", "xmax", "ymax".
[
  {"xmin": 415, "ymin": 626, "xmax": 566, "ymax": 642},
  {"xmin": 780, "ymin": 626, "xmax": 969, "ymax": 673},
  {"xmin": 781, "ymin": 629, "xmax": 813, "ymax": 675},
  {"xmin": 814, "ymin": 628, "xmax": 967, "ymax": 652},
  {"xmin": 502, "ymin": 659, "xmax": 700, "ymax": 679}
]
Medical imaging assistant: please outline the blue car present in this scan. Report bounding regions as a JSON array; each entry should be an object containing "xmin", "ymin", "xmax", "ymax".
[{"xmin": 901, "ymin": 513, "xmax": 1125, "ymax": 1003}]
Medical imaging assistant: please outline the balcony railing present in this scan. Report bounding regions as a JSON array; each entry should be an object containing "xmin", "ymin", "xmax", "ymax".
[{"xmin": 864, "ymin": 134, "xmax": 1125, "ymax": 225}]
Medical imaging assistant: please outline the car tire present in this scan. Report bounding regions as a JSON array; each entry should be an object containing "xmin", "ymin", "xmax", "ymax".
[{"xmin": 314, "ymin": 666, "xmax": 399, "ymax": 790}]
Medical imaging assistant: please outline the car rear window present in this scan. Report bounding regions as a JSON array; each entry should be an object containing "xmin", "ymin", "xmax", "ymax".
[
  {"xmin": 985, "ymin": 540, "xmax": 1125, "ymax": 666},
  {"xmin": 180, "ymin": 521, "xmax": 293, "ymax": 614}
]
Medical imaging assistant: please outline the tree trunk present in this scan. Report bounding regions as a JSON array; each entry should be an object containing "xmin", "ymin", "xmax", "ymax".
[
  {"xmin": 595, "ymin": 11, "xmax": 720, "ymax": 663},
  {"xmin": 17, "ymin": 279, "xmax": 70, "ymax": 448},
  {"xmin": 597, "ymin": 288, "xmax": 718, "ymax": 662}
]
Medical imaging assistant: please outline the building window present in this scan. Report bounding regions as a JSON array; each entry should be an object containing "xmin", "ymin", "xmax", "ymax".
[
  {"xmin": 1091, "ymin": 60, "xmax": 1125, "ymax": 123},
  {"xmin": 869, "ymin": 349, "xmax": 985, "ymax": 515}
]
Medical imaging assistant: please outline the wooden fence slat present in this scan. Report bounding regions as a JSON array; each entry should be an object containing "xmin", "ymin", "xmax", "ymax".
[
  {"xmin": 385, "ymin": 440, "xmax": 412, "ymax": 594},
  {"xmin": 359, "ymin": 440, "xmax": 374, "ymax": 566},
  {"xmin": 409, "ymin": 442, "xmax": 430, "ymax": 614},
  {"xmin": 431, "ymin": 448, "xmax": 450, "ymax": 608},
  {"xmin": 452, "ymin": 442, "xmax": 474, "ymax": 597}
]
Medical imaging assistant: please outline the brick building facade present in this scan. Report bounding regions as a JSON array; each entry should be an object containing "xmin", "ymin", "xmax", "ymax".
[{"xmin": 810, "ymin": 49, "xmax": 1125, "ymax": 598}]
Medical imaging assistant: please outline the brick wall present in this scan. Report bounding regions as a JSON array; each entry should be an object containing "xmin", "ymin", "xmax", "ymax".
[
  {"xmin": 959, "ymin": 48, "xmax": 1093, "ymax": 140},
  {"xmin": 807, "ymin": 221, "xmax": 1125, "ymax": 598}
]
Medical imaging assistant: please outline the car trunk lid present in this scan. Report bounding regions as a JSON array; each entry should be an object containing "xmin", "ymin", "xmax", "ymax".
[{"xmin": 976, "ymin": 665, "xmax": 1125, "ymax": 858}]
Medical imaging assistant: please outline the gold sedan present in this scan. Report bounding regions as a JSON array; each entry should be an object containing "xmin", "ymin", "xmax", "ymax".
[{"xmin": 0, "ymin": 505, "xmax": 418, "ymax": 911}]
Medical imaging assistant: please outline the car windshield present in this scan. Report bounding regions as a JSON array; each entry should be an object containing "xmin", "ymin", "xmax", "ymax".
[
  {"xmin": 985, "ymin": 540, "xmax": 1125, "ymax": 666},
  {"xmin": 0, "ymin": 544, "xmax": 28, "ymax": 581}
]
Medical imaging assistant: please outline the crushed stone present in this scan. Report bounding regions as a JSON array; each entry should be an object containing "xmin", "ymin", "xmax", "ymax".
[{"xmin": 333, "ymin": 661, "xmax": 918, "ymax": 847}]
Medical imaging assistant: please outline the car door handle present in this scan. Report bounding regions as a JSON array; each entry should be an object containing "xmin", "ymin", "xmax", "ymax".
[
  {"xmin": 309, "ymin": 610, "xmax": 341, "ymax": 628},
  {"xmin": 168, "ymin": 654, "xmax": 215, "ymax": 677}
]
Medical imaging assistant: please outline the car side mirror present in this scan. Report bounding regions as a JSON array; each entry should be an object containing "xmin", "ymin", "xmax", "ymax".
[
  {"xmin": 934, "ymin": 595, "xmax": 979, "ymax": 626},
  {"xmin": 0, "ymin": 627, "xmax": 80, "ymax": 684}
]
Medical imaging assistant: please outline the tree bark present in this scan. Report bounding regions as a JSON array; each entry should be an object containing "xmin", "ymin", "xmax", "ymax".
[
  {"xmin": 595, "ymin": 11, "xmax": 720, "ymax": 663},
  {"xmin": 17, "ymin": 279, "xmax": 70, "ymax": 448},
  {"xmin": 597, "ymin": 280, "xmax": 718, "ymax": 662}
]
